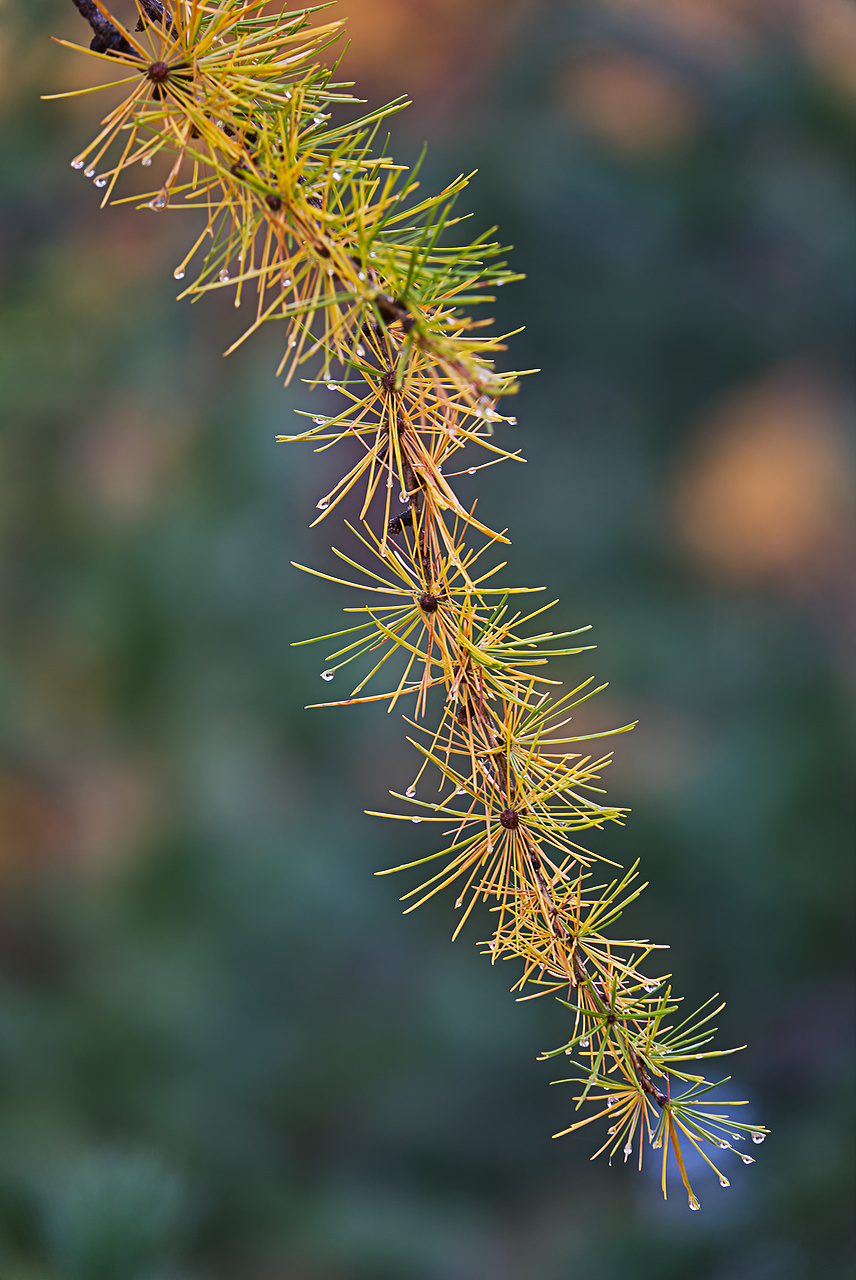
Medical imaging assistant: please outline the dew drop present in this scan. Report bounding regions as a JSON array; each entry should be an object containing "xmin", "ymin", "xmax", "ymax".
[
  {"xmin": 467, "ymin": 468, "xmax": 476, "ymax": 475},
  {"xmin": 455, "ymin": 787, "xmax": 465, "ymax": 796},
  {"xmin": 607, "ymin": 1126, "xmax": 616, "ymax": 1136},
  {"xmin": 399, "ymin": 490, "xmax": 408, "ymax": 503},
  {"xmin": 740, "ymin": 1154, "xmax": 755, "ymax": 1165},
  {"xmin": 386, "ymin": 478, "xmax": 393, "ymax": 489},
  {"xmin": 219, "ymin": 269, "xmax": 230, "ymax": 282},
  {"xmin": 688, "ymin": 1195, "xmax": 701, "ymax": 1211},
  {"xmin": 84, "ymin": 168, "xmax": 95, "ymax": 178},
  {"xmin": 326, "ymin": 382, "xmax": 338, "ymax": 391},
  {"xmin": 751, "ymin": 1132, "xmax": 765, "ymax": 1145},
  {"xmin": 173, "ymin": 268, "xmax": 185, "ymax": 280},
  {"xmin": 356, "ymin": 345, "xmax": 365, "ymax": 356},
  {"xmin": 507, "ymin": 416, "xmax": 517, "ymax": 425},
  {"xmin": 623, "ymin": 1141, "xmax": 632, "ymax": 1159},
  {"xmin": 71, "ymin": 158, "xmax": 85, "ymax": 170},
  {"xmin": 719, "ymin": 1176, "xmax": 730, "ymax": 1188},
  {"xmin": 455, "ymin": 895, "xmax": 463, "ymax": 908},
  {"xmin": 141, "ymin": 155, "xmax": 153, "ymax": 167},
  {"xmin": 369, "ymin": 251, "xmax": 376, "ymax": 258},
  {"xmin": 607, "ymin": 1096, "xmax": 617, "ymax": 1109},
  {"xmin": 149, "ymin": 195, "xmax": 166, "ymax": 210},
  {"xmin": 696, "ymin": 1054, "xmax": 704, "ymax": 1059},
  {"xmin": 314, "ymin": 115, "xmax": 325, "ymax": 125},
  {"xmin": 405, "ymin": 786, "xmax": 416, "ymax": 798},
  {"xmin": 289, "ymin": 339, "xmax": 297, "ymax": 347},
  {"xmin": 316, "ymin": 498, "xmax": 329, "ymax": 510},
  {"xmin": 580, "ymin": 1038, "xmax": 590, "ymax": 1048},
  {"xmin": 285, "ymin": 90, "xmax": 292, "ymax": 99},
  {"xmin": 719, "ymin": 1141, "xmax": 730, "ymax": 1149},
  {"xmin": 313, "ymin": 417, "xmax": 328, "ymax": 425},
  {"xmin": 644, "ymin": 983, "xmax": 657, "ymax": 994},
  {"xmin": 320, "ymin": 670, "xmax": 335, "ymax": 682},
  {"xmin": 282, "ymin": 277, "xmax": 292, "ymax": 287},
  {"xmin": 565, "ymin": 1047, "xmax": 573, "ymax": 1056},
  {"xmin": 496, "ymin": 279, "xmax": 505, "ymax": 286},
  {"xmin": 327, "ymin": 268, "xmax": 334, "ymax": 277},
  {"xmin": 411, "ymin": 817, "xmax": 421, "ymax": 824},
  {"xmin": 94, "ymin": 177, "xmax": 107, "ymax": 188},
  {"xmin": 652, "ymin": 1138, "xmax": 662, "ymax": 1149}
]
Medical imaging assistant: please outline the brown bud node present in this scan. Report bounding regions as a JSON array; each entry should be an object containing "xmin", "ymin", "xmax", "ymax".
[
  {"xmin": 499, "ymin": 809, "xmax": 520, "ymax": 830},
  {"xmin": 418, "ymin": 592, "xmax": 439, "ymax": 613},
  {"xmin": 265, "ymin": 193, "xmax": 282, "ymax": 212},
  {"xmin": 147, "ymin": 61, "xmax": 170, "ymax": 84}
]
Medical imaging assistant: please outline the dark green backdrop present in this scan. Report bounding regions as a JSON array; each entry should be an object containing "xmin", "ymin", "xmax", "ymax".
[{"xmin": 0, "ymin": 2, "xmax": 853, "ymax": 1277}]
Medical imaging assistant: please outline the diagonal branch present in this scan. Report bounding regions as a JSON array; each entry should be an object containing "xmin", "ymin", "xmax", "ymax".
[
  {"xmin": 69, "ymin": 0, "xmax": 175, "ymax": 55},
  {"xmin": 69, "ymin": 0, "xmax": 136, "ymax": 55}
]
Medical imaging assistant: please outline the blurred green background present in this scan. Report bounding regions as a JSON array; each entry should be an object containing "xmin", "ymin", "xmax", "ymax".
[{"xmin": 0, "ymin": 1, "xmax": 854, "ymax": 1277}]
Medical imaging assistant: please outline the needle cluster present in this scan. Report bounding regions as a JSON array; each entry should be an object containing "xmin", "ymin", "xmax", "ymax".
[{"xmin": 54, "ymin": 0, "xmax": 767, "ymax": 1208}]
